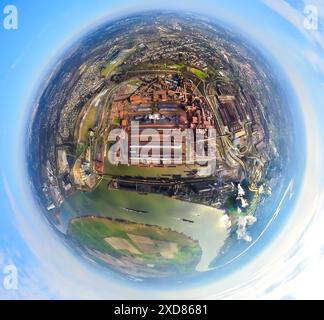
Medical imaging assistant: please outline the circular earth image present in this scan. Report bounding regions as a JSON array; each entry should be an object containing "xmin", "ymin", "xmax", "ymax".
[{"xmin": 28, "ymin": 12, "xmax": 293, "ymax": 280}]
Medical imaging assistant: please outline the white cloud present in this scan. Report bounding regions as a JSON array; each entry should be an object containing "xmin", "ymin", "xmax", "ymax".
[
  {"xmin": 262, "ymin": 0, "xmax": 324, "ymax": 77},
  {"xmin": 304, "ymin": 49, "xmax": 324, "ymax": 74}
]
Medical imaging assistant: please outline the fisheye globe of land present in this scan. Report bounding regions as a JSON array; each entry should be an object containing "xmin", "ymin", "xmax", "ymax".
[{"xmin": 28, "ymin": 12, "xmax": 290, "ymax": 280}]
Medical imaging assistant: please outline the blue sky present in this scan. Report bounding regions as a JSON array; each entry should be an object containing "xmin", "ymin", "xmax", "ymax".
[{"xmin": 1, "ymin": 0, "xmax": 324, "ymax": 299}]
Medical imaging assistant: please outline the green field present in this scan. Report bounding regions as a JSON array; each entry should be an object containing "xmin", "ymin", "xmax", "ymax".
[
  {"xmin": 75, "ymin": 142, "xmax": 87, "ymax": 158},
  {"xmin": 137, "ymin": 63, "xmax": 208, "ymax": 79},
  {"xmin": 165, "ymin": 63, "xmax": 186, "ymax": 70},
  {"xmin": 188, "ymin": 67, "xmax": 208, "ymax": 79},
  {"xmin": 68, "ymin": 216, "xmax": 202, "ymax": 272},
  {"xmin": 102, "ymin": 62, "xmax": 118, "ymax": 77},
  {"xmin": 79, "ymin": 104, "xmax": 97, "ymax": 142},
  {"xmin": 69, "ymin": 217, "xmax": 125, "ymax": 256}
]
